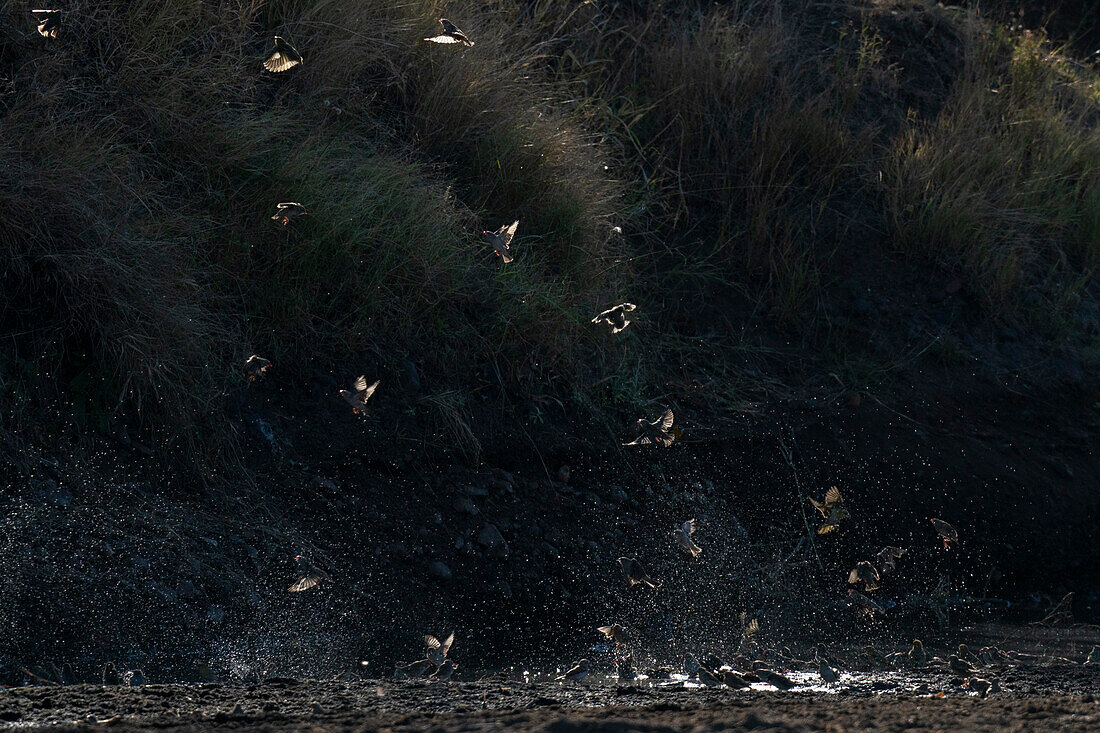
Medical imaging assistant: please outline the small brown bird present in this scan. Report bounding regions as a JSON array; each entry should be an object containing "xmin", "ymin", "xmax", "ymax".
[
  {"xmin": 431, "ymin": 659, "xmax": 457, "ymax": 681},
  {"xmin": 848, "ymin": 561, "xmax": 880, "ymax": 591},
  {"xmin": 948, "ymin": 654, "xmax": 978, "ymax": 676},
  {"xmin": 618, "ymin": 557, "xmax": 660, "ymax": 588},
  {"xmin": 243, "ymin": 355, "xmax": 272, "ymax": 381},
  {"xmin": 847, "ymin": 589, "xmax": 885, "ymax": 616},
  {"xmin": 908, "ymin": 639, "xmax": 928, "ymax": 667},
  {"xmin": 721, "ymin": 670, "xmax": 751, "ymax": 688},
  {"xmin": 965, "ymin": 677, "xmax": 992, "ymax": 698},
  {"xmin": 556, "ymin": 658, "xmax": 589, "ymax": 682},
  {"xmin": 624, "ymin": 408, "xmax": 678, "ymax": 447},
  {"xmin": 32, "ymin": 9, "xmax": 61, "ymax": 38},
  {"xmin": 424, "ymin": 18, "xmax": 474, "ymax": 46},
  {"xmin": 819, "ymin": 658, "xmax": 838, "ymax": 683},
  {"xmin": 424, "ymin": 632, "xmax": 454, "ymax": 667},
  {"xmin": 930, "ymin": 518, "xmax": 959, "ymax": 549},
  {"xmin": 876, "ymin": 546, "xmax": 907, "ymax": 575},
  {"xmin": 263, "ymin": 36, "xmax": 303, "ymax": 73},
  {"xmin": 808, "ymin": 486, "xmax": 849, "ymax": 534},
  {"xmin": 673, "ymin": 519, "xmax": 702, "ymax": 558},
  {"xmin": 271, "ymin": 202, "xmax": 308, "ymax": 226},
  {"xmin": 697, "ymin": 666, "xmax": 723, "ymax": 686},
  {"xmin": 483, "ymin": 220, "xmax": 519, "ymax": 262},
  {"xmin": 340, "ymin": 375, "xmax": 379, "ymax": 415},
  {"xmin": 756, "ymin": 668, "xmax": 798, "ymax": 690},
  {"xmin": 288, "ymin": 555, "xmax": 327, "ymax": 592},
  {"xmin": 597, "ymin": 624, "xmax": 630, "ymax": 647},
  {"xmin": 683, "ymin": 653, "xmax": 700, "ymax": 677},
  {"xmin": 591, "ymin": 303, "xmax": 637, "ymax": 334}
]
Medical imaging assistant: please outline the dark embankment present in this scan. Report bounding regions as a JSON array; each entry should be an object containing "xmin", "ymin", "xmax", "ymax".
[{"xmin": 0, "ymin": 0, "xmax": 1098, "ymax": 682}]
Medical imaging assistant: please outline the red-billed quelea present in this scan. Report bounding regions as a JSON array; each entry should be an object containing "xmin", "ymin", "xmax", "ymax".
[
  {"xmin": 263, "ymin": 37, "xmax": 302, "ymax": 73},
  {"xmin": 618, "ymin": 557, "xmax": 660, "ymax": 588},
  {"xmin": 931, "ymin": 518, "xmax": 959, "ymax": 549},
  {"xmin": 597, "ymin": 624, "xmax": 629, "ymax": 647},
  {"xmin": 424, "ymin": 632, "xmax": 454, "ymax": 667},
  {"xmin": 272, "ymin": 202, "xmax": 308, "ymax": 226},
  {"xmin": 908, "ymin": 639, "xmax": 928, "ymax": 667},
  {"xmin": 809, "ymin": 486, "xmax": 849, "ymax": 534},
  {"xmin": 819, "ymin": 658, "xmax": 838, "ymax": 683},
  {"xmin": 756, "ymin": 667, "xmax": 798, "ymax": 690},
  {"xmin": 243, "ymin": 355, "xmax": 272, "ymax": 381},
  {"xmin": 673, "ymin": 519, "xmax": 702, "ymax": 558},
  {"xmin": 556, "ymin": 658, "xmax": 589, "ymax": 682},
  {"xmin": 624, "ymin": 408, "xmax": 678, "ymax": 447},
  {"xmin": 876, "ymin": 546, "xmax": 906, "ymax": 575},
  {"xmin": 32, "ymin": 9, "xmax": 61, "ymax": 38},
  {"xmin": 340, "ymin": 376, "xmax": 379, "ymax": 415},
  {"xmin": 424, "ymin": 19, "xmax": 474, "ymax": 47},
  {"xmin": 431, "ymin": 659, "xmax": 457, "ymax": 681},
  {"xmin": 591, "ymin": 303, "xmax": 637, "ymax": 334},
  {"xmin": 483, "ymin": 220, "xmax": 519, "ymax": 262},
  {"xmin": 848, "ymin": 561, "xmax": 880, "ymax": 591},
  {"xmin": 288, "ymin": 555, "xmax": 328, "ymax": 592}
]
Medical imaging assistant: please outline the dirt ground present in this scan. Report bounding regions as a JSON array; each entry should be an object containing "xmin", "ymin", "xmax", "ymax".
[{"xmin": 2, "ymin": 659, "xmax": 1097, "ymax": 731}]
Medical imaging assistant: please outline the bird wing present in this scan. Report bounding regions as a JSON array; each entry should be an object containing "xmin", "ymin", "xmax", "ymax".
[
  {"xmin": 808, "ymin": 496, "xmax": 827, "ymax": 517},
  {"xmin": 825, "ymin": 486, "xmax": 842, "ymax": 506},
  {"xmin": 274, "ymin": 37, "xmax": 300, "ymax": 58},
  {"xmin": 817, "ymin": 522, "xmax": 838, "ymax": 535},
  {"xmin": 682, "ymin": 519, "xmax": 696, "ymax": 535},
  {"xmin": 424, "ymin": 35, "xmax": 462, "ymax": 43},
  {"xmin": 596, "ymin": 626, "xmax": 613, "ymax": 637},
  {"xmin": 622, "ymin": 303, "xmax": 637, "ymax": 311},
  {"xmin": 623, "ymin": 435, "xmax": 651, "ymax": 446},
  {"xmin": 352, "ymin": 375, "xmax": 368, "ymax": 393},
  {"xmin": 288, "ymin": 574, "xmax": 321, "ymax": 592},
  {"xmin": 264, "ymin": 52, "xmax": 300, "ymax": 73},
  {"xmin": 440, "ymin": 19, "xmax": 462, "ymax": 34},
  {"xmin": 655, "ymin": 408, "xmax": 674, "ymax": 431},
  {"xmin": 848, "ymin": 568, "xmax": 861, "ymax": 585},
  {"xmin": 360, "ymin": 379, "xmax": 380, "ymax": 401},
  {"xmin": 440, "ymin": 632, "xmax": 454, "ymax": 655},
  {"xmin": 593, "ymin": 305, "xmax": 619, "ymax": 320},
  {"xmin": 498, "ymin": 220, "xmax": 519, "ymax": 247},
  {"xmin": 424, "ymin": 634, "xmax": 441, "ymax": 650}
]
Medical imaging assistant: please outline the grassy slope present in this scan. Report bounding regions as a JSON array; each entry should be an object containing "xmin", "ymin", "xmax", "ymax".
[{"xmin": 0, "ymin": 0, "xmax": 1097, "ymax": 459}]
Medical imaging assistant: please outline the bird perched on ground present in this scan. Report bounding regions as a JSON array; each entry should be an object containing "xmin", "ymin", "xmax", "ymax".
[
  {"xmin": 556, "ymin": 659, "xmax": 589, "ymax": 682},
  {"xmin": 965, "ymin": 677, "xmax": 992, "ymax": 698},
  {"xmin": 683, "ymin": 653, "xmax": 700, "ymax": 677},
  {"xmin": 614, "ymin": 657, "xmax": 636, "ymax": 681},
  {"xmin": 618, "ymin": 557, "xmax": 660, "ymax": 588},
  {"xmin": 673, "ymin": 519, "xmax": 702, "ymax": 558},
  {"xmin": 483, "ymin": 220, "xmax": 519, "ymax": 262},
  {"xmin": 431, "ymin": 659, "xmax": 457, "ymax": 681},
  {"xmin": 645, "ymin": 666, "xmax": 673, "ymax": 680},
  {"xmin": 721, "ymin": 670, "xmax": 751, "ymax": 689},
  {"xmin": 32, "ymin": 9, "xmax": 61, "ymax": 38},
  {"xmin": 808, "ymin": 486, "xmax": 849, "ymax": 534},
  {"xmin": 271, "ymin": 202, "xmax": 308, "ymax": 226},
  {"xmin": 848, "ymin": 589, "xmax": 885, "ymax": 617},
  {"xmin": 288, "ymin": 555, "xmax": 328, "ymax": 592},
  {"xmin": 863, "ymin": 645, "xmax": 894, "ymax": 670},
  {"xmin": 624, "ymin": 408, "xmax": 679, "ymax": 447},
  {"xmin": 424, "ymin": 18, "xmax": 474, "ymax": 46},
  {"xmin": 930, "ymin": 518, "xmax": 959, "ymax": 549},
  {"xmin": 848, "ymin": 561, "xmax": 880, "ymax": 591},
  {"xmin": 243, "ymin": 355, "xmax": 272, "ymax": 381},
  {"xmin": 908, "ymin": 639, "xmax": 928, "ymax": 667},
  {"xmin": 263, "ymin": 36, "xmax": 302, "ymax": 72},
  {"xmin": 340, "ymin": 375, "xmax": 379, "ymax": 415},
  {"xmin": 591, "ymin": 303, "xmax": 637, "ymax": 334},
  {"xmin": 597, "ymin": 624, "xmax": 630, "ymax": 647},
  {"xmin": 424, "ymin": 632, "xmax": 454, "ymax": 667},
  {"xmin": 697, "ymin": 666, "xmax": 723, "ymax": 686},
  {"xmin": 819, "ymin": 658, "xmax": 838, "ymax": 683},
  {"xmin": 876, "ymin": 546, "xmax": 906, "ymax": 575},
  {"xmin": 755, "ymin": 668, "xmax": 798, "ymax": 690},
  {"xmin": 948, "ymin": 654, "xmax": 979, "ymax": 676}
]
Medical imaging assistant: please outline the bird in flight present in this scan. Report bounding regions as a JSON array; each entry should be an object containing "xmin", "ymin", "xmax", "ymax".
[
  {"xmin": 271, "ymin": 202, "xmax": 308, "ymax": 226},
  {"xmin": 242, "ymin": 355, "xmax": 272, "ymax": 381},
  {"xmin": 288, "ymin": 555, "xmax": 327, "ymax": 592},
  {"xmin": 930, "ymin": 518, "xmax": 959, "ymax": 549},
  {"xmin": 596, "ymin": 624, "xmax": 629, "ymax": 647},
  {"xmin": 483, "ymin": 220, "xmax": 519, "ymax": 263},
  {"xmin": 618, "ymin": 557, "xmax": 660, "ymax": 588},
  {"xmin": 424, "ymin": 632, "xmax": 455, "ymax": 667},
  {"xmin": 673, "ymin": 519, "xmax": 702, "ymax": 558},
  {"xmin": 340, "ymin": 376, "xmax": 379, "ymax": 415},
  {"xmin": 808, "ymin": 486, "xmax": 849, "ymax": 534},
  {"xmin": 32, "ymin": 9, "xmax": 61, "ymax": 38},
  {"xmin": 263, "ymin": 36, "xmax": 302, "ymax": 73},
  {"xmin": 591, "ymin": 303, "xmax": 637, "ymax": 333},
  {"xmin": 876, "ymin": 546, "xmax": 906, "ymax": 575},
  {"xmin": 624, "ymin": 408, "xmax": 679, "ymax": 447},
  {"xmin": 424, "ymin": 19, "xmax": 474, "ymax": 47},
  {"xmin": 848, "ymin": 560, "xmax": 880, "ymax": 591}
]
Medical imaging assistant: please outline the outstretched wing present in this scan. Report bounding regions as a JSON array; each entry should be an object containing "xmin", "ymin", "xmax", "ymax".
[
  {"xmin": 682, "ymin": 519, "xmax": 696, "ymax": 535},
  {"xmin": 424, "ymin": 35, "xmax": 462, "ymax": 44},
  {"xmin": 440, "ymin": 632, "xmax": 454, "ymax": 655},
  {"xmin": 424, "ymin": 634, "xmax": 441, "ymax": 650},
  {"xmin": 656, "ymin": 408, "xmax": 674, "ymax": 431},
  {"xmin": 498, "ymin": 220, "xmax": 519, "ymax": 247},
  {"xmin": 824, "ymin": 486, "xmax": 842, "ymax": 506},
  {"xmin": 288, "ymin": 574, "xmax": 322, "ymax": 592},
  {"xmin": 360, "ymin": 379, "xmax": 380, "ymax": 401},
  {"xmin": 353, "ymin": 375, "xmax": 368, "ymax": 393}
]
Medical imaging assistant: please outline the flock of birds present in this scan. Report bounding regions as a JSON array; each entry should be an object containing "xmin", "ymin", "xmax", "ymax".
[{"xmin": 28, "ymin": 8, "xmax": 1093, "ymax": 697}]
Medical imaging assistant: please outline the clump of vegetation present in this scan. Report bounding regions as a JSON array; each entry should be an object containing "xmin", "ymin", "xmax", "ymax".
[{"xmin": 0, "ymin": 0, "xmax": 1096, "ymax": 455}]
